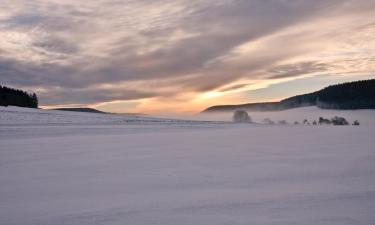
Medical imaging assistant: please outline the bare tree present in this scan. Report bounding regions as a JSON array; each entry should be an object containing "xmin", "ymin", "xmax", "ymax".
[{"xmin": 233, "ymin": 110, "xmax": 252, "ymax": 123}]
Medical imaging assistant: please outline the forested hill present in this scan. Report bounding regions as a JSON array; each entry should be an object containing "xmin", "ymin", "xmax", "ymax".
[
  {"xmin": 203, "ymin": 79, "xmax": 375, "ymax": 112},
  {"xmin": 54, "ymin": 108, "xmax": 107, "ymax": 114},
  {"xmin": 0, "ymin": 85, "xmax": 38, "ymax": 108}
]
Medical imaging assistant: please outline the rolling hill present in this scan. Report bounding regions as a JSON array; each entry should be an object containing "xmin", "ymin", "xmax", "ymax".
[{"xmin": 53, "ymin": 107, "xmax": 108, "ymax": 114}]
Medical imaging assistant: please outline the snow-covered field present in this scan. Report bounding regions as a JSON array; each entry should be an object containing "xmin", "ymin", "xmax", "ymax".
[
  {"xmin": 1, "ymin": 106, "xmax": 375, "ymax": 225},
  {"xmin": 0, "ymin": 106, "xmax": 197, "ymax": 126}
]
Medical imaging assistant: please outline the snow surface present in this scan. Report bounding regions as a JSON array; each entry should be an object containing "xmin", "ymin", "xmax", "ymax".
[
  {"xmin": 1, "ymin": 106, "xmax": 375, "ymax": 225},
  {"xmin": 0, "ymin": 106, "xmax": 191, "ymax": 125}
]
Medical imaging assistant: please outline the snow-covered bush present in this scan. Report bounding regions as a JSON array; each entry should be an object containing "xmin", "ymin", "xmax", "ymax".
[
  {"xmin": 263, "ymin": 118, "xmax": 275, "ymax": 125},
  {"xmin": 278, "ymin": 120, "xmax": 288, "ymax": 125},
  {"xmin": 232, "ymin": 110, "xmax": 251, "ymax": 123},
  {"xmin": 353, "ymin": 120, "xmax": 360, "ymax": 126},
  {"xmin": 319, "ymin": 117, "xmax": 331, "ymax": 125},
  {"xmin": 331, "ymin": 116, "xmax": 349, "ymax": 125}
]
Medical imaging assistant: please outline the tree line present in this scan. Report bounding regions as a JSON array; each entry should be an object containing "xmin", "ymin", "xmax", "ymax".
[
  {"xmin": 0, "ymin": 85, "xmax": 38, "ymax": 108},
  {"xmin": 316, "ymin": 79, "xmax": 375, "ymax": 109},
  {"xmin": 282, "ymin": 79, "xmax": 375, "ymax": 110}
]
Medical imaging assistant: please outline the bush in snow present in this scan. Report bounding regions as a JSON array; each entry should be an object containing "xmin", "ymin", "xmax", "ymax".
[
  {"xmin": 331, "ymin": 116, "xmax": 349, "ymax": 125},
  {"xmin": 232, "ymin": 110, "xmax": 251, "ymax": 123},
  {"xmin": 312, "ymin": 120, "xmax": 317, "ymax": 125},
  {"xmin": 353, "ymin": 120, "xmax": 360, "ymax": 126},
  {"xmin": 278, "ymin": 120, "xmax": 288, "ymax": 125},
  {"xmin": 319, "ymin": 117, "xmax": 331, "ymax": 125},
  {"xmin": 294, "ymin": 121, "xmax": 300, "ymax": 125},
  {"xmin": 263, "ymin": 118, "xmax": 275, "ymax": 125}
]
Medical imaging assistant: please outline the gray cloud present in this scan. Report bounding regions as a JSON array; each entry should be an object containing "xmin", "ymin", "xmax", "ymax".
[
  {"xmin": 218, "ymin": 83, "xmax": 253, "ymax": 92},
  {"xmin": 39, "ymin": 88, "xmax": 155, "ymax": 105},
  {"xmin": 268, "ymin": 61, "xmax": 328, "ymax": 79},
  {"xmin": 33, "ymin": 35, "xmax": 79, "ymax": 55}
]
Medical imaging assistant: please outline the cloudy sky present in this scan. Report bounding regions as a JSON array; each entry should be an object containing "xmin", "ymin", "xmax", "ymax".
[{"xmin": 0, "ymin": 0, "xmax": 374, "ymax": 113}]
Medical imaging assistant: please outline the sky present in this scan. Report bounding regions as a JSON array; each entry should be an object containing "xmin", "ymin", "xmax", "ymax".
[{"xmin": 0, "ymin": 0, "xmax": 374, "ymax": 114}]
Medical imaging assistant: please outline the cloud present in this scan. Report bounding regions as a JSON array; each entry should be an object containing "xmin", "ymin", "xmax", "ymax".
[
  {"xmin": 267, "ymin": 61, "xmax": 328, "ymax": 79},
  {"xmin": 218, "ymin": 83, "xmax": 253, "ymax": 92},
  {"xmin": 39, "ymin": 87, "xmax": 155, "ymax": 105},
  {"xmin": 0, "ymin": 0, "xmax": 374, "ymax": 112}
]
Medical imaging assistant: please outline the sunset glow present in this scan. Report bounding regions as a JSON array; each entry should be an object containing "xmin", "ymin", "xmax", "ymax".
[{"xmin": 1, "ymin": 0, "xmax": 374, "ymax": 113}]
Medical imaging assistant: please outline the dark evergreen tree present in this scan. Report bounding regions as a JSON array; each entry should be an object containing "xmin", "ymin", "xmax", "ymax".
[
  {"xmin": 31, "ymin": 93, "xmax": 38, "ymax": 108},
  {"xmin": 0, "ymin": 85, "xmax": 38, "ymax": 108}
]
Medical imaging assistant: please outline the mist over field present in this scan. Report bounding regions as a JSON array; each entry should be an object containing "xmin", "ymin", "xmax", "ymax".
[{"xmin": 160, "ymin": 107, "xmax": 375, "ymax": 125}]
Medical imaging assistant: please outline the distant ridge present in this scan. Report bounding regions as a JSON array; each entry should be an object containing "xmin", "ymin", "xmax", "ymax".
[
  {"xmin": 203, "ymin": 79, "xmax": 375, "ymax": 113},
  {"xmin": 54, "ymin": 108, "xmax": 107, "ymax": 114}
]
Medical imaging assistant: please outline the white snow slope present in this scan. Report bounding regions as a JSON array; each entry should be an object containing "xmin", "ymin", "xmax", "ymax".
[{"xmin": 1, "ymin": 106, "xmax": 375, "ymax": 225}]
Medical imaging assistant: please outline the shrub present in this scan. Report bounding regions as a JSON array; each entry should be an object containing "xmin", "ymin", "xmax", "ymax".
[
  {"xmin": 331, "ymin": 116, "xmax": 349, "ymax": 125},
  {"xmin": 233, "ymin": 110, "xmax": 251, "ymax": 123},
  {"xmin": 263, "ymin": 118, "xmax": 275, "ymax": 125},
  {"xmin": 278, "ymin": 120, "xmax": 288, "ymax": 125},
  {"xmin": 319, "ymin": 117, "xmax": 331, "ymax": 125},
  {"xmin": 353, "ymin": 120, "xmax": 360, "ymax": 126}
]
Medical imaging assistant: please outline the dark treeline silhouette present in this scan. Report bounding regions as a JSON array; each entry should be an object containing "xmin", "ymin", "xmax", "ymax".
[
  {"xmin": 317, "ymin": 79, "xmax": 375, "ymax": 109},
  {"xmin": 281, "ymin": 79, "xmax": 375, "ymax": 110},
  {"xmin": 54, "ymin": 108, "xmax": 107, "ymax": 114},
  {"xmin": 204, "ymin": 79, "xmax": 375, "ymax": 112},
  {"xmin": 0, "ymin": 85, "xmax": 38, "ymax": 108}
]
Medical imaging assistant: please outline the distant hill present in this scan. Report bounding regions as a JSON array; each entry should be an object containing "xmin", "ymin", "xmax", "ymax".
[
  {"xmin": 54, "ymin": 108, "xmax": 108, "ymax": 114},
  {"xmin": 0, "ymin": 85, "xmax": 38, "ymax": 108},
  {"xmin": 203, "ymin": 79, "xmax": 375, "ymax": 112}
]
